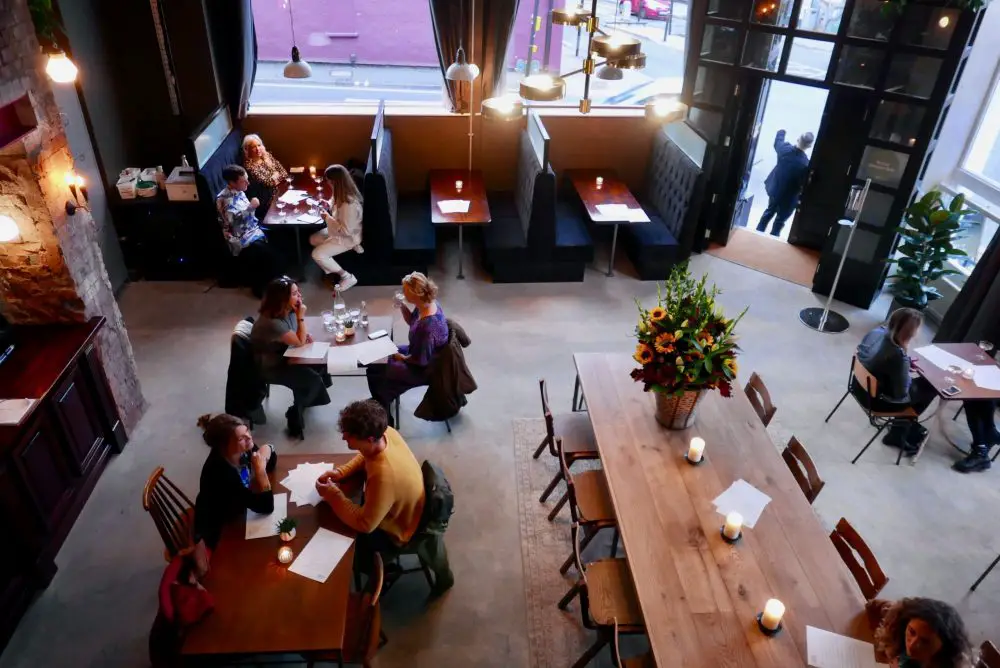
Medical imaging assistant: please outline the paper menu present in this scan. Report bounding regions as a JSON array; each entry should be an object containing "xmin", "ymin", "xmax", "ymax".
[
  {"xmin": 327, "ymin": 345, "xmax": 360, "ymax": 373},
  {"xmin": 279, "ymin": 461, "xmax": 335, "ymax": 507},
  {"xmin": 296, "ymin": 213, "xmax": 323, "ymax": 224},
  {"xmin": 354, "ymin": 337, "xmax": 399, "ymax": 366},
  {"xmin": 246, "ymin": 493, "xmax": 288, "ymax": 540},
  {"xmin": 626, "ymin": 209, "xmax": 650, "ymax": 223},
  {"xmin": 713, "ymin": 479, "xmax": 771, "ymax": 529},
  {"xmin": 806, "ymin": 626, "xmax": 879, "ymax": 668},
  {"xmin": 278, "ymin": 189, "xmax": 308, "ymax": 204},
  {"xmin": 974, "ymin": 365, "xmax": 1000, "ymax": 391},
  {"xmin": 914, "ymin": 345, "xmax": 970, "ymax": 371},
  {"xmin": 0, "ymin": 399, "xmax": 36, "ymax": 426},
  {"xmin": 283, "ymin": 341, "xmax": 330, "ymax": 362},
  {"xmin": 438, "ymin": 199, "xmax": 471, "ymax": 214},
  {"xmin": 596, "ymin": 203, "xmax": 629, "ymax": 216},
  {"xmin": 288, "ymin": 528, "xmax": 355, "ymax": 583},
  {"xmin": 289, "ymin": 166, "xmax": 305, "ymax": 173},
  {"xmin": 595, "ymin": 203, "xmax": 649, "ymax": 222}
]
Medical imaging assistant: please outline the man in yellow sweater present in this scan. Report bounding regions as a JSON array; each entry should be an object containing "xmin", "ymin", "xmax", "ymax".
[{"xmin": 315, "ymin": 400, "xmax": 426, "ymax": 559}]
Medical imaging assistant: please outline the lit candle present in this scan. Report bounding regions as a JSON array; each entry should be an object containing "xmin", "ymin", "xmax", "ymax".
[
  {"xmin": 278, "ymin": 546, "xmax": 294, "ymax": 564},
  {"xmin": 335, "ymin": 330, "xmax": 347, "ymax": 343},
  {"xmin": 688, "ymin": 437, "xmax": 705, "ymax": 463},
  {"xmin": 722, "ymin": 512, "xmax": 743, "ymax": 540},
  {"xmin": 309, "ymin": 165, "xmax": 316, "ymax": 176},
  {"xmin": 760, "ymin": 599, "xmax": 785, "ymax": 631},
  {"xmin": 595, "ymin": 176, "xmax": 604, "ymax": 187},
  {"xmin": 455, "ymin": 180, "xmax": 463, "ymax": 191}
]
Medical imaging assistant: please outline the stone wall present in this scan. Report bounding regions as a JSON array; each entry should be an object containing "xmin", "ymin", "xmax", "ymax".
[{"xmin": 0, "ymin": 0, "xmax": 146, "ymax": 429}]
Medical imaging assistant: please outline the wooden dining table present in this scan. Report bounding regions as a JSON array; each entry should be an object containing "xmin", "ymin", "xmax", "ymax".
[
  {"xmin": 261, "ymin": 171, "xmax": 327, "ymax": 268},
  {"xmin": 429, "ymin": 169, "xmax": 491, "ymax": 280},
  {"xmin": 288, "ymin": 315, "xmax": 393, "ymax": 373},
  {"xmin": 565, "ymin": 169, "xmax": 648, "ymax": 277},
  {"xmin": 181, "ymin": 453, "xmax": 355, "ymax": 662},
  {"xmin": 574, "ymin": 353, "xmax": 874, "ymax": 666}
]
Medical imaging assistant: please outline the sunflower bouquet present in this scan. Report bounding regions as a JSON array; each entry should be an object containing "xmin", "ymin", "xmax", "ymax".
[{"xmin": 631, "ymin": 263, "xmax": 746, "ymax": 398}]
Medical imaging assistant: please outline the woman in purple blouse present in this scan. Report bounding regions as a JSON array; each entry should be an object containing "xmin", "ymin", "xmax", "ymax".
[{"xmin": 366, "ymin": 272, "xmax": 449, "ymax": 426}]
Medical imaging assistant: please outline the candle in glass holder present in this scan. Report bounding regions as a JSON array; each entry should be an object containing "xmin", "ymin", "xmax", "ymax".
[
  {"xmin": 722, "ymin": 512, "xmax": 743, "ymax": 540},
  {"xmin": 309, "ymin": 165, "xmax": 317, "ymax": 177},
  {"xmin": 278, "ymin": 546, "xmax": 294, "ymax": 564},
  {"xmin": 760, "ymin": 599, "xmax": 785, "ymax": 631},
  {"xmin": 595, "ymin": 176, "xmax": 604, "ymax": 187},
  {"xmin": 455, "ymin": 180, "xmax": 463, "ymax": 191},
  {"xmin": 335, "ymin": 329, "xmax": 347, "ymax": 343},
  {"xmin": 688, "ymin": 437, "xmax": 705, "ymax": 463}
]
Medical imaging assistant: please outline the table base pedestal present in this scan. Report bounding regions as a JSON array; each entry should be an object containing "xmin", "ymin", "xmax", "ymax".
[{"xmin": 799, "ymin": 307, "xmax": 849, "ymax": 334}]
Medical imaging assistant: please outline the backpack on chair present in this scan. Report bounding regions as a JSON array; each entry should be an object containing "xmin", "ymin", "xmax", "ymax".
[{"xmin": 420, "ymin": 460, "xmax": 454, "ymax": 535}]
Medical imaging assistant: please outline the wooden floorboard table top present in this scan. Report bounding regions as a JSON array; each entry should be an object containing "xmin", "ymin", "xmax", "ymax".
[{"xmin": 574, "ymin": 352, "xmax": 873, "ymax": 667}]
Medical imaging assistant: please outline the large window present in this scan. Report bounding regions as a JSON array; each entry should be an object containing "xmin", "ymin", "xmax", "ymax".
[{"xmin": 962, "ymin": 77, "xmax": 1000, "ymax": 189}]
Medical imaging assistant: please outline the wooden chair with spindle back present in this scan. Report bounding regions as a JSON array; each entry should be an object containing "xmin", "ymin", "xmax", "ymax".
[
  {"xmin": 830, "ymin": 517, "xmax": 889, "ymax": 600},
  {"xmin": 978, "ymin": 641, "xmax": 1000, "ymax": 668},
  {"xmin": 781, "ymin": 436, "xmax": 825, "ymax": 505},
  {"xmin": 611, "ymin": 618, "xmax": 655, "ymax": 667},
  {"xmin": 142, "ymin": 467, "xmax": 196, "ymax": 561},
  {"xmin": 825, "ymin": 356, "xmax": 919, "ymax": 465},
  {"xmin": 307, "ymin": 553, "xmax": 386, "ymax": 668},
  {"xmin": 548, "ymin": 437, "xmax": 620, "ymax": 575},
  {"xmin": 558, "ymin": 523, "xmax": 645, "ymax": 668},
  {"xmin": 535, "ymin": 378, "xmax": 599, "ymax": 504},
  {"xmin": 744, "ymin": 372, "xmax": 777, "ymax": 427}
]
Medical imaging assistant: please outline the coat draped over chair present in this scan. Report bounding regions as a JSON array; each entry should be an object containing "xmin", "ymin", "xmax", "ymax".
[{"xmin": 415, "ymin": 319, "xmax": 476, "ymax": 422}]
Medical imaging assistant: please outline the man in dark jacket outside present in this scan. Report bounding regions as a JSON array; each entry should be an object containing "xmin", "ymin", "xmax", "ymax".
[{"xmin": 756, "ymin": 129, "xmax": 814, "ymax": 237}]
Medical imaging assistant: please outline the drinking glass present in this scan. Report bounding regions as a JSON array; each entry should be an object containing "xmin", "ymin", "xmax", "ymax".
[
  {"xmin": 276, "ymin": 201, "xmax": 287, "ymax": 218},
  {"xmin": 322, "ymin": 310, "xmax": 335, "ymax": 332},
  {"xmin": 394, "ymin": 290, "xmax": 406, "ymax": 305},
  {"xmin": 349, "ymin": 308, "xmax": 361, "ymax": 321},
  {"xmin": 285, "ymin": 175, "xmax": 293, "ymax": 186},
  {"xmin": 978, "ymin": 340, "xmax": 994, "ymax": 361}
]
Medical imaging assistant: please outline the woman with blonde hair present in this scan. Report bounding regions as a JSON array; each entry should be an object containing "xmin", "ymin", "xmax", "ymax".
[
  {"xmin": 310, "ymin": 164, "xmax": 364, "ymax": 291},
  {"xmin": 366, "ymin": 272, "xmax": 449, "ymax": 426},
  {"xmin": 241, "ymin": 134, "xmax": 287, "ymax": 213}
]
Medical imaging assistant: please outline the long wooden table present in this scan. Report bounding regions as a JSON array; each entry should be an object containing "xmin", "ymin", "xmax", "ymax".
[
  {"xmin": 574, "ymin": 353, "xmax": 873, "ymax": 666},
  {"xmin": 182, "ymin": 453, "xmax": 355, "ymax": 661}
]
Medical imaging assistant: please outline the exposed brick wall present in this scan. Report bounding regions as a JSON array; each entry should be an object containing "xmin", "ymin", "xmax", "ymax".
[{"xmin": 0, "ymin": 0, "xmax": 146, "ymax": 430}]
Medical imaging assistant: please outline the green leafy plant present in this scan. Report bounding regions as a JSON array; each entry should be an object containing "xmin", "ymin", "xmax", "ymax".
[
  {"xmin": 276, "ymin": 517, "xmax": 297, "ymax": 534},
  {"xmin": 342, "ymin": 318, "xmax": 355, "ymax": 329},
  {"xmin": 886, "ymin": 190, "xmax": 969, "ymax": 309},
  {"xmin": 631, "ymin": 263, "xmax": 747, "ymax": 397}
]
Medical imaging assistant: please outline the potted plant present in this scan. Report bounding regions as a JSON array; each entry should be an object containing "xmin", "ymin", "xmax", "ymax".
[
  {"xmin": 342, "ymin": 317, "xmax": 355, "ymax": 337},
  {"xmin": 632, "ymin": 263, "xmax": 747, "ymax": 429},
  {"xmin": 885, "ymin": 189, "xmax": 968, "ymax": 316},
  {"xmin": 276, "ymin": 517, "xmax": 297, "ymax": 542}
]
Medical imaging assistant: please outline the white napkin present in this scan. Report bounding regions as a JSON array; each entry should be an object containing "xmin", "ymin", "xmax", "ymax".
[{"xmin": 713, "ymin": 479, "xmax": 771, "ymax": 529}]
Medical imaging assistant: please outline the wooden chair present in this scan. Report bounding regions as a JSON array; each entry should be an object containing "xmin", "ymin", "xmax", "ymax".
[
  {"xmin": 548, "ymin": 437, "xmax": 620, "ymax": 574},
  {"xmin": 535, "ymin": 378, "xmax": 599, "ymax": 503},
  {"xmin": 830, "ymin": 517, "xmax": 889, "ymax": 600},
  {"xmin": 971, "ymin": 551, "xmax": 1000, "ymax": 592},
  {"xmin": 781, "ymin": 436, "xmax": 825, "ymax": 505},
  {"xmin": 978, "ymin": 641, "xmax": 1000, "ymax": 668},
  {"xmin": 744, "ymin": 372, "xmax": 777, "ymax": 427},
  {"xmin": 142, "ymin": 467, "xmax": 196, "ymax": 562},
  {"xmin": 559, "ymin": 524, "xmax": 644, "ymax": 668},
  {"xmin": 611, "ymin": 618, "xmax": 655, "ymax": 668},
  {"xmin": 825, "ymin": 356, "xmax": 918, "ymax": 465},
  {"xmin": 308, "ymin": 554, "xmax": 386, "ymax": 668}
]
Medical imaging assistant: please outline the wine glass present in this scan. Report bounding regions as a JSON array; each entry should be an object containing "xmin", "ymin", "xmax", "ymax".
[
  {"xmin": 978, "ymin": 340, "xmax": 994, "ymax": 361},
  {"xmin": 285, "ymin": 175, "xmax": 293, "ymax": 188},
  {"xmin": 276, "ymin": 200, "xmax": 287, "ymax": 218}
]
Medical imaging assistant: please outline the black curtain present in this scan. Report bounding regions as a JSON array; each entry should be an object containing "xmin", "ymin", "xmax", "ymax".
[
  {"xmin": 429, "ymin": 0, "xmax": 468, "ymax": 113},
  {"xmin": 481, "ymin": 0, "xmax": 521, "ymax": 101},
  {"xmin": 935, "ymin": 231, "xmax": 1000, "ymax": 344},
  {"xmin": 207, "ymin": 0, "xmax": 257, "ymax": 119}
]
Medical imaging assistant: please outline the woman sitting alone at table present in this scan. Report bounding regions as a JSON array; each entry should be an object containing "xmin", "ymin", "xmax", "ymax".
[
  {"xmin": 310, "ymin": 164, "xmax": 363, "ymax": 292},
  {"xmin": 870, "ymin": 598, "xmax": 972, "ymax": 668},
  {"xmin": 366, "ymin": 272, "xmax": 448, "ymax": 427},
  {"xmin": 191, "ymin": 413, "xmax": 277, "ymax": 575},
  {"xmin": 242, "ymin": 133, "xmax": 288, "ymax": 214},
  {"xmin": 250, "ymin": 277, "xmax": 331, "ymax": 438}
]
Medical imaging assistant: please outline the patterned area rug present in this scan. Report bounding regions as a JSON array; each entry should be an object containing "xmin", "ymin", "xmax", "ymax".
[{"xmin": 512, "ymin": 418, "xmax": 644, "ymax": 668}]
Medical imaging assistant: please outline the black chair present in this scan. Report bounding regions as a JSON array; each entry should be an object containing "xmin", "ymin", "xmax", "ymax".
[{"xmin": 224, "ymin": 316, "xmax": 267, "ymax": 427}]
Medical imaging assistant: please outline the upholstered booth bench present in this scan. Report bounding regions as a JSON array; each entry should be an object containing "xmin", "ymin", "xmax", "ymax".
[
  {"xmin": 195, "ymin": 126, "xmax": 250, "ymax": 288},
  {"xmin": 482, "ymin": 132, "xmax": 593, "ymax": 283}
]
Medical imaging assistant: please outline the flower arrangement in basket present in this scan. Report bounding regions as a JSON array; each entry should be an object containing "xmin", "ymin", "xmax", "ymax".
[{"xmin": 631, "ymin": 263, "xmax": 747, "ymax": 429}]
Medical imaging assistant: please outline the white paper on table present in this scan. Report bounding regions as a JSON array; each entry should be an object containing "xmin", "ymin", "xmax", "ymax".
[
  {"xmin": 327, "ymin": 345, "xmax": 360, "ymax": 373},
  {"xmin": 289, "ymin": 166, "xmax": 305, "ymax": 174},
  {"xmin": 278, "ymin": 189, "xmax": 308, "ymax": 204},
  {"xmin": 437, "ymin": 199, "xmax": 470, "ymax": 214},
  {"xmin": 914, "ymin": 345, "xmax": 970, "ymax": 371},
  {"xmin": 283, "ymin": 341, "xmax": 330, "ymax": 362},
  {"xmin": 973, "ymin": 365, "xmax": 1000, "ymax": 391},
  {"xmin": 296, "ymin": 213, "xmax": 323, "ymax": 224},
  {"xmin": 0, "ymin": 399, "xmax": 36, "ymax": 426},
  {"xmin": 246, "ymin": 493, "xmax": 287, "ymax": 540},
  {"xmin": 595, "ymin": 203, "xmax": 629, "ymax": 217},
  {"xmin": 626, "ymin": 208, "xmax": 650, "ymax": 223},
  {"xmin": 806, "ymin": 626, "xmax": 879, "ymax": 668},
  {"xmin": 288, "ymin": 528, "xmax": 355, "ymax": 583},
  {"xmin": 713, "ymin": 479, "xmax": 772, "ymax": 529},
  {"xmin": 280, "ymin": 462, "xmax": 335, "ymax": 507},
  {"xmin": 355, "ymin": 337, "xmax": 399, "ymax": 365}
]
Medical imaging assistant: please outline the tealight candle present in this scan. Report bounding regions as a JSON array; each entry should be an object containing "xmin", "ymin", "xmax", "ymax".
[
  {"xmin": 722, "ymin": 511, "xmax": 743, "ymax": 541},
  {"xmin": 455, "ymin": 180, "xmax": 463, "ymax": 191},
  {"xmin": 962, "ymin": 367, "xmax": 976, "ymax": 380},
  {"xmin": 278, "ymin": 546, "xmax": 294, "ymax": 564},
  {"xmin": 760, "ymin": 599, "xmax": 785, "ymax": 631},
  {"xmin": 335, "ymin": 330, "xmax": 347, "ymax": 343},
  {"xmin": 687, "ymin": 437, "xmax": 705, "ymax": 463},
  {"xmin": 595, "ymin": 176, "xmax": 604, "ymax": 187}
]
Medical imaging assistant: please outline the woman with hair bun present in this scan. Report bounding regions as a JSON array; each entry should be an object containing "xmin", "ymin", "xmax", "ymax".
[
  {"xmin": 366, "ymin": 272, "xmax": 449, "ymax": 426},
  {"xmin": 191, "ymin": 414, "xmax": 277, "ymax": 573}
]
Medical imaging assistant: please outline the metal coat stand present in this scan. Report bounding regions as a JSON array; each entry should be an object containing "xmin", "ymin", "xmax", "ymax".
[{"xmin": 799, "ymin": 179, "xmax": 871, "ymax": 334}]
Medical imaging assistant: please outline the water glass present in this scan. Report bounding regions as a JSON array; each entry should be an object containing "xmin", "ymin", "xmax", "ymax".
[
  {"xmin": 322, "ymin": 310, "xmax": 335, "ymax": 332},
  {"xmin": 394, "ymin": 290, "xmax": 406, "ymax": 306},
  {"xmin": 349, "ymin": 308, "xmax": 361, "ymax": 321}
]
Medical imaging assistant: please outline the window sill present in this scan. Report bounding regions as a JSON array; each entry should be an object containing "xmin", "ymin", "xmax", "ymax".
[{"xmin": 247, "ymin": 102, "xmax": 647, "ymax": 119}]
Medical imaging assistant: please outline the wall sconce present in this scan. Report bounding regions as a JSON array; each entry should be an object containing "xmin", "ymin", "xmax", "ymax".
[
  {"xmin": 0, "ymin": 215, "xmax": 21, "ymax": 243},
  {"xmin": 45, "ymin": 51, "xmax": 78, "ymax": 84},
  {"xmin": 64, "ymin": 172, "xmax": 88, "ymax": 215}
]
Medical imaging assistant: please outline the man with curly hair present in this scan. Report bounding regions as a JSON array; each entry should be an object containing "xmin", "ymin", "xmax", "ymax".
[{"xmin": 315, "ymin": 400, "xmax": 425, "ymax": 561}]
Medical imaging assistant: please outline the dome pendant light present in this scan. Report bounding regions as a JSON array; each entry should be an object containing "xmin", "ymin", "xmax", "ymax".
[
  {"xmin": 283, "ymin": 0, "xmax": 312, "ymax": 79},
  {"xmin": 445, "ymin": 0, "xmax": 480, "ymax": 82}
]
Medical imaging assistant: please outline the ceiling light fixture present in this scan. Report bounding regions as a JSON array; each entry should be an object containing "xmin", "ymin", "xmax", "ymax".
[
  {"xmin": 0, "ymin": 215, "xmax": 21, "ymax": 243},
  {"xmin": 283, "ymin": 0, "xmax": 312, "ymax": 79},
  {"xmin": 596, "ymin": 65, "xmax": 623, "ymax": 81},
  {"xmin": 482, "ymin": 95, "xmax": 524, "ymax": 122},
  {"xmin": 645, "ymin": 97, "xmax": 688, "ymax": 123},
  {"xmin": 551, "ymin": 4, "xmax": 592, "ymax": 25},
  {"xmin": 519, "ymin": 73, "xmax": 567, "ymax": 102},
  {"xmin": 445, "ymin": 0, "xmax": 480, "ymax": 82}
]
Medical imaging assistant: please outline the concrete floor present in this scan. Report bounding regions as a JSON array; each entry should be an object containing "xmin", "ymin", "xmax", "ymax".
[{"xmin": 2, "ymin": 249, "xmax": 999, "ymax": 667}]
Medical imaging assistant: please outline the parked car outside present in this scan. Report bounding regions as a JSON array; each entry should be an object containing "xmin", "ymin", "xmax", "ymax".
[{"xmin": 628, "ymin": 0, "xmax": 673, "ymax": 19}]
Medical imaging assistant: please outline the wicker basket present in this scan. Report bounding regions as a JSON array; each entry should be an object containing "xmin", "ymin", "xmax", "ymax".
[{"xmin": 653, "ymin": 390, "xmax": 706, "ymax": 430}]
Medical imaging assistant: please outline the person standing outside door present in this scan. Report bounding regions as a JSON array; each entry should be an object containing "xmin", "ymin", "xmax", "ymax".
[{"xmin": 757, "ymin": 130, "xmax": 814, "ymax": 237}]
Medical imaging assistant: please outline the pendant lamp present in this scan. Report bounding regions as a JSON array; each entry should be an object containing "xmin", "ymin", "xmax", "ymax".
[
  {"xmin": 445, "ymin": 0, "xmax": 480, "ymax": 81},
  {"xmin": 283, "ymin": 0, "xmax": 312, "ymax": 79}
]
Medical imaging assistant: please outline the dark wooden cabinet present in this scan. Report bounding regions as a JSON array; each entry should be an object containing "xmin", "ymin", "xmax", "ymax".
[{"xmin": 0, "ymin": 318, "xmax": 126, "ymax": 654}]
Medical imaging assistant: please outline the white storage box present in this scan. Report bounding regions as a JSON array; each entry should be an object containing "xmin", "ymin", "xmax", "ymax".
[
  {"xmin": 116, "ymin": 176, "xmax": 137, "ymax": 199},
  {"xmin": 165, "ymin": 166, "xmax": 198, "ymax": 201}
]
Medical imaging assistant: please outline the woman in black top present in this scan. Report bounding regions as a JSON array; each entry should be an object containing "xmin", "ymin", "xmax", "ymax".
[{"xmin": 192, "ymin": 413, "xmax": 277, "ymax": 574}]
